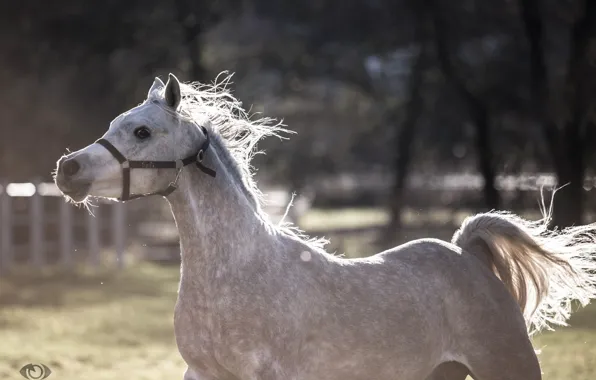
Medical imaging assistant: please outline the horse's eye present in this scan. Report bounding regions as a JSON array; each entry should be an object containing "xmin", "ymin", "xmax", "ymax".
[{"xmin": 134, "ymin": 126, "xmax": 151, "ymax": 140}]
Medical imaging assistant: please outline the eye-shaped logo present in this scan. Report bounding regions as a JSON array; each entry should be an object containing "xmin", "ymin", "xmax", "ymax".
[{"xmin": 19, "ymin": 363, "xmax": 52, "ymax": 379}]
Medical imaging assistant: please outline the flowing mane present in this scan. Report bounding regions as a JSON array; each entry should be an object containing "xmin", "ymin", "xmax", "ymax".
[{"xmin": 175, "ymin": 73, "xmax": 329, "ymax": 251}]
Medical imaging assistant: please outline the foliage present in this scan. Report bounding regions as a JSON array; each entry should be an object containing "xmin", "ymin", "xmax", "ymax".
[{"xmin": 1, "ymin": 0, "xmax": 595, "ymax": 226}]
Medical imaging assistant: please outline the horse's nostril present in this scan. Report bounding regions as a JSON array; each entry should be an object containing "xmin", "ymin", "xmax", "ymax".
[{"xmin": 62, "ymin": 159, "xmax": 81, "ymax": 177}]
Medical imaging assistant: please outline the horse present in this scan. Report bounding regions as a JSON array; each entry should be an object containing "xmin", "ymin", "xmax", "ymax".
[{"xmin": 54, "ymin": 73, "xmax": 596, "ymax": 380}]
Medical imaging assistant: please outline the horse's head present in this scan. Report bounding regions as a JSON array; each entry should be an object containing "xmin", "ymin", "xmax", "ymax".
[{"xmin": 55, "ymin": 73, "xmax": 211, "ymax": 203}]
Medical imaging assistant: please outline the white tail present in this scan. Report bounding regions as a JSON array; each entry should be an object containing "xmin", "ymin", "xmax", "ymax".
[{"xmin": 452, "ymin": 198, "xmax": 596, "ymax": 335}]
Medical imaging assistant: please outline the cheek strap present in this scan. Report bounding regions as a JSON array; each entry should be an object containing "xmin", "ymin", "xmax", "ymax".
[{"xmin": 94, "ymin": 125, "xmax": 215, "ymax": 201}]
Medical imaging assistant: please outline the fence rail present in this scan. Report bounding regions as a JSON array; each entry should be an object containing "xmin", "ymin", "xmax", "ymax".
[
  {"xmin": 2, "ymin": 173, "xmax": 594, "ymax": 271},
  {"xmin": 0, "ymin": 181, "xmax": 127, "ymax": 273}
]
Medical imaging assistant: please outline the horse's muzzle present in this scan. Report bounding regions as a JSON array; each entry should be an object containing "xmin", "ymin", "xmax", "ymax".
[{"xmin": 55, "ymin": 155, "xmax": 91, "ymax": 202}]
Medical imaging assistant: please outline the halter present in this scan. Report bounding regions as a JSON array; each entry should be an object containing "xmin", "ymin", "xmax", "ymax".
[{"xmin": 95, "ymin": 125, "xmax": 216, "ymax": 201}]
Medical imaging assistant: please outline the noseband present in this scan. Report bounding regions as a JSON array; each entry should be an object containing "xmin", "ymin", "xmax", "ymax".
[{"xmin": 95, "ymin": 125, "xmax": 216, "ymax": 201}]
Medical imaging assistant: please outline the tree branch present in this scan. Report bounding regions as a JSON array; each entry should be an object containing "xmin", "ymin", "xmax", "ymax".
[
  {"xmin": 428, "ymin": 0, "xmax": 481, "ymax": 115},
  {"xmin": 173, "ymin": 0, "xmax": 207, "ymax": 82},
  {"xmin": 258, "ymin": 49, "xmax": 378, "ymax": 98}
]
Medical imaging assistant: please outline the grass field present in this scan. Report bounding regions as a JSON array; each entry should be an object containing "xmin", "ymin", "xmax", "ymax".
[
  {"xmin": 1, "ymin": 262, "xmax": 596, "ymax": 380},
  {"xmin": 1, "ymin": 206, "xmax": 596, "ymax": 379}
]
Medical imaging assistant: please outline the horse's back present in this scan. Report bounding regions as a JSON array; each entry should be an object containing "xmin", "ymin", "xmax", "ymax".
[
  {"xmin": 371, "ymin": 238, "xmax": 529, "ymax": 341},
  {"xmin": 374, "ymin": 237, "xmax": 500, "ymax": 288},
  {"xmin": 378, "ymin": 239, "xmax": 541, "ymax": 380},
  {"xmin": 389, "ymin": 238, "xmax": 530, "ymax": 349},
  {"xmin": 297, "ymin": 238, "xmax": 531, "ymax": 379},
  {"xmin": 380, "ymin": 237, "xmax": 524, "ymax": 306}
]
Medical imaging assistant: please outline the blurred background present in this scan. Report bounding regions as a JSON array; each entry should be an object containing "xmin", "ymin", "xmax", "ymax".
[{"xmin": 1, "ymin": 0, "xmax": 596, "ymax": 379}]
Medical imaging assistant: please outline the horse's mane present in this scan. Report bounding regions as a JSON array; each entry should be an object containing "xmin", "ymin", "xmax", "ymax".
[{"xmin": 176, "ymin": 73, "xmax": 329, "ymax": 252}]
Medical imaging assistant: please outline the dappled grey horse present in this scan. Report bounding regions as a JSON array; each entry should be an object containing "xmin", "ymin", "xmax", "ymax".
[{"xmin": 54, "ymin": 73, "xmax": 596, "ymax": 380}]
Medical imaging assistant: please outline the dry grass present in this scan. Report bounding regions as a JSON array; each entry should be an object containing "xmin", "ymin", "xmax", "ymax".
[
  {"xmin": 1, "ymin": 206, "xmax": 596, "ymax": 379},
  {"xmin": 1, "ymin": 262, "xmax": 595, "ymax": 380},
  {"xmin": 0, "ymin": 264, "xmax": 184, "ymax": 380}
]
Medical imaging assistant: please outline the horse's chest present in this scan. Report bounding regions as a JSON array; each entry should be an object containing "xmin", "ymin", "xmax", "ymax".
[
  {"xmin": 174, "ymin": 295, "xmax": 227, "ymax": 377},
  {"xmin": 174, "ymin": 284, "xmax": 277, "ymax": 379},
  {"xmin": 174, "ymin": 290, "xmax": 258, "ymax": 378}
]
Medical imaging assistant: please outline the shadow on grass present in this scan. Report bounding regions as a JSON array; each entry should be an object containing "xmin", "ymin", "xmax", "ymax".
[{"xmin": 0, "ymin": 263, "xmax": 180, "ymax": 309}]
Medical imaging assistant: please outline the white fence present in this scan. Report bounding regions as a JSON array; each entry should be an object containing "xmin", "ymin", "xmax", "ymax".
[{"xmin": 0, "ymin": 181, "xmax": 128, "ymax": 273}]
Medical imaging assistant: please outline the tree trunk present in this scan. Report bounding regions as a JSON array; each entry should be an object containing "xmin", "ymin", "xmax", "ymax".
[
  {"xmin": 552, "ymin": 129, "xmax": 585, "ymax": 227},
  {"xmin": 472, "ymin": 107, "xmax": 500, "ymax": 210},
  {"xmin": 429, "ymin": 0, "xmax": 500, "ymax": 210},
  {"xmin": 519, "ymin": 0, "xmax": 596, "ymax": 227},
  {"xmin": 384, "ymin": 4, "xmax": 432, "ymax": 244},
  {"xmin": 387, "ymin": 47, "xmax": 427, "ymax": 237}
]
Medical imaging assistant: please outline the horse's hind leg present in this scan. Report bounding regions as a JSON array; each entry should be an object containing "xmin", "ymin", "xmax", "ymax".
[{"xmin": 425, "ymin": 361, "xmax": 469, "ymax": 380}]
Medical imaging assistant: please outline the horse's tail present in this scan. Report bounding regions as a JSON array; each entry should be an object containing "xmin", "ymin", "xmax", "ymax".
[{"xmin": 451, "ymin": 202, "xmax": 596, "ymax": 335}]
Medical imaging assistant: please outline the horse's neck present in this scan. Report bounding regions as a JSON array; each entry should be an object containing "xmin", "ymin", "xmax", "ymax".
[{"xmin": 166, "ymin": 159, "xmax": 276, "ymax": 280}]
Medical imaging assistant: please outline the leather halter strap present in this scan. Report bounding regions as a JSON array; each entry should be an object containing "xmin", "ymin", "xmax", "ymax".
[{"xmin": 95, "ymin": 125, "xmax": 216, "ymax": 201}]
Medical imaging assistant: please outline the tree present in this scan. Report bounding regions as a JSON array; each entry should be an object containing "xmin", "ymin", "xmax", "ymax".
[
  {"xmin": 427, "ymin": 0, "xmax": 501, "ymax": 211},
  {"xmin": 173, "ymin": 0, "xmax": 242, "ymax": 82},
  {"xmin": 519, "ymin": 0, "xmax": 596, "ymax": 227},
  {"xmin": 174, "ymin": 0, "xmax": 207, "ymax": 82},
  {"xmin": 386, "ymin": 3, "xmax": 431, "ymax": 240}
]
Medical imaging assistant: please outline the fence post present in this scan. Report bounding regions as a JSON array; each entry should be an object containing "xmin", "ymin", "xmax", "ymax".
[
  {"xmin": 0, "ymin": 182, "xmax": 12, "ymax": 273},
  {"xmin": 87, "ymin": 206, "xmax": 100, "ymax": 267},
  {"xmin": 60, "ymin": 199, "xmax": 73, "ymax": 268},
  {"xmin": 112, "ymin": 202, "xmax": 126, "ymax": 268},
  {"xmin": 30, "ymin": 179, "xmax": 44, "ymax": 267}
]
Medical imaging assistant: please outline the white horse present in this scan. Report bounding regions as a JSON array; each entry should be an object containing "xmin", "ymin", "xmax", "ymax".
[{"xmin": 54, "ymin": 73, "xmax": 596, "ymax": 380}]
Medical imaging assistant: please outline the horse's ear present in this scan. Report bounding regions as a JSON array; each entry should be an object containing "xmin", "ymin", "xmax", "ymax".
[
  {"xmin": 165, "ymin": 73, "xmax": 182, "ymax": 110},
  {"xmin": 148, "ymin": 77, "xmax": 165, "ymax": 98}
]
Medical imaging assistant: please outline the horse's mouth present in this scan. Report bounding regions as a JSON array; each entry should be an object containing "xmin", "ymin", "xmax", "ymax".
[
  {"xmin": 56, "ymin": 181, "xmax": 91, "ymax": 203},
  {"xmin": 63, "ymin": 189, "xmax": 89, "ymax": 203}
]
